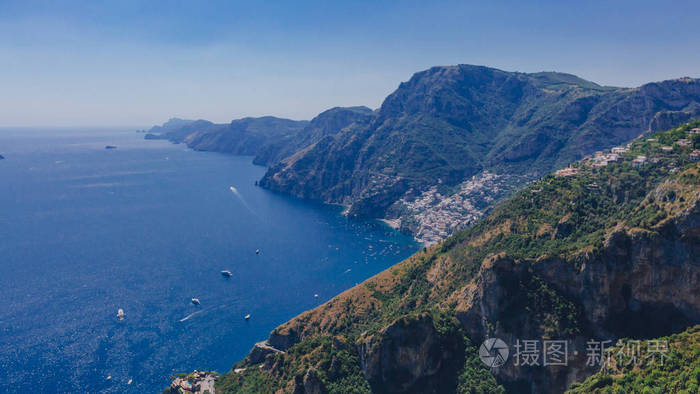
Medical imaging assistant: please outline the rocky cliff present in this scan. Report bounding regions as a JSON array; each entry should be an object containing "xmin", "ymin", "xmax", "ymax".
[{"xmin": 216, "ymin": 121, "xmax": 700, "ymax": 393}]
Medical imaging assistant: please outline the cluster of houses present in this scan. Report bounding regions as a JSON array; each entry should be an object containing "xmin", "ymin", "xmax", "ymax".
[
  {"xmin": 399, "ymin": 172, "xmax": 520, "ymax": 244},
  {"xmin": 690, "ymin": 128, "xmax": 700, "ymax": 161},
  {"xmin": 554, "ymin": 167, "xmax": 579, "ymax": 177},
  {"xmin": 557, "ymin": 127, "xmax": 699, "ymax": 177},
  {"xmin": 169, "ymin": 371, "xmax": 216, "ymax": 394},
  {"xmin": 576, "ymin": 145, "xmax": 631, "ymax": 171}
]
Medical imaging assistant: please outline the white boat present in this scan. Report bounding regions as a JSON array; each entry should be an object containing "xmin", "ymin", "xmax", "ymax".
[
  {"xmin": 117, "ymin": 308, "xmax": 125, "ymax": 320},
  {"xmin": 127, "ymin": 379, "xmax": 132, "ymax": 385},
  {"xmin": 221, "ymin": 270, "xmax": 233, "ymax": 277},
  {"xmin": 255, "ymin": 249, "xmax": 260, "ymax": 254},
  {"xmin": 244, "ymin": 314, "xmax": 251, "ymax": 320},
  {"xmin": 191, "ymin": 298, "xmax": 201, "ymax": 305}
]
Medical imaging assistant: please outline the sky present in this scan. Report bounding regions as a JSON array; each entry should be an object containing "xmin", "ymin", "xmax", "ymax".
[{"xmin": 1, "ymin": 0, "xmax": 699, "ymax": 127}]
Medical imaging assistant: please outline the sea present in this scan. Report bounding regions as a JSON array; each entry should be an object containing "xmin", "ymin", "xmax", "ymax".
[{"xmin": 0, "ymin": 127, "xmax": 419, "ymax": 393}]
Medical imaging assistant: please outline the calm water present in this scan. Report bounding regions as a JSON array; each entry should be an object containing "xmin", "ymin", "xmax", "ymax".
[{"xmin": 0, "ymin": 128, "xmax": 419, "ymax": 393}]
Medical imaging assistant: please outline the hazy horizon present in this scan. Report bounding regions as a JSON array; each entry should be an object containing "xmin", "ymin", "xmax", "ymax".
[{"xmin": 2, "ymin": 0, "xmax": 699, "ymax": 127}]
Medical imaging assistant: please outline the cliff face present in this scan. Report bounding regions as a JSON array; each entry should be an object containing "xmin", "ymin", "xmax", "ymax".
[
  {"xmin": 260, "ymin": 66, "xmax": 700, "ymax": 240},
  {"xmin": 217, "ymin": 122, "xmax": 700, "ymax": 393},
  {"xmin": 457, "ymin": 203, "xmax": 699, "ymax": 392}
]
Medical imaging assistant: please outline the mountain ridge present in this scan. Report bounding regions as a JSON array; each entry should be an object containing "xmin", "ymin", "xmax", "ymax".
[
  {"xmin": 260, "ymin": 65, "xmax": 700, "ymax": 242},
  {"xmin": 144, "ymin": 65, "xmax": 700, "ymax": 244}
]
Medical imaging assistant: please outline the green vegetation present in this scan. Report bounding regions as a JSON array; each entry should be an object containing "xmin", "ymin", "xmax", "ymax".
[
  {"xmin": 217, "ymin": 336, "xmax": 371, "ymax": 393},
  {"xmin": 567, "ymin": 326, "xmax": 700, "ymax": 393}
]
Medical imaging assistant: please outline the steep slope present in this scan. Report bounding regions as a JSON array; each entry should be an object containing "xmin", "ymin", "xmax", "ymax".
[
  {"xmin": 252, "ymin": 106, "xmax": 375, "ymax": 165},
  {"xmin": 260, "ymin": 65, "xmax": 700, "ymax": 242},
  {"xmin": 218, "ymin": 121, "xmax": 700, "ymax": 393}
]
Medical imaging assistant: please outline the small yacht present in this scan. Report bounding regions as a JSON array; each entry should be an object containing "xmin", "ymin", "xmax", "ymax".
[
  {"xmin": 117, "ymin": 308, "xmax": 125, "ymax": 320},
  {"xmin": 244, "ymin": 314, "xmax": 251, "ymax": 320},
  {"xmin": 221, "ymin": 270, "xmax": 233, "ymax": 277},
  {"xmin": 191, "ymin": 298, "xmax": 201, "ymax": 305},
  {"xmin": 255, "ymin": 249, "xmax": 260, "ymax": 255}
]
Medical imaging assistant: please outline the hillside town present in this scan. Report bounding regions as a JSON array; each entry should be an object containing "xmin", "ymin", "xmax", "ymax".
[
  {"xmin": 386, "ymin": 171, "xmax": 532, "ymax": 244},
  {"xmin": 392, "ymin": 126, "xmax": 700, "ymax": 246}
]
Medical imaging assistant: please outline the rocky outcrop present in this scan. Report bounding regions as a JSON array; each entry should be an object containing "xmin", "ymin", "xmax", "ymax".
[
  {"xmin": 358, "ymin": 313, "xmax": 464, "ymax": 393},
  {"xmin": 245, "ymin": 341, "xmax": 284, "ymax": 364}
]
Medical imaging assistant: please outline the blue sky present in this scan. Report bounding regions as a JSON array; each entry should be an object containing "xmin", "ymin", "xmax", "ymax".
[{"xmin": 1, "ymin": 0, "xmax": 698, "ymax": 126}]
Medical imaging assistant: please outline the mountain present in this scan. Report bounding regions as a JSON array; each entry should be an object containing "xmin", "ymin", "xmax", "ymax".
[
  {"xmin": 260, "ymin": 66, "xmax": 700, "ymax": 242},
  {"xmin": 181, "ymin": 116, "xmax": 309, "ymax": 164},
  {"xmin": 252, "ymin": 106, "xmax": 375, "ymax": 165},
  {"xmin": 143, "ymin": 118, "xmax": 213, "ymax": 142},
  {"xmin": 144, "ymin": 116, "xmax": 309, "ymax": 164},
  {"xmin": 144, "ymin": 107, "xmax": 374, "ymax": 167},
  {"xmin": 215, "ymin": 121, "xmax": 700, "ymax": 393}
]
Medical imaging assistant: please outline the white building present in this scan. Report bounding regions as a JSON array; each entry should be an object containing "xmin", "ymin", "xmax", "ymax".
[{"xmin": 632, "ymin": 155, "xmax": 647, "ymax": 167}]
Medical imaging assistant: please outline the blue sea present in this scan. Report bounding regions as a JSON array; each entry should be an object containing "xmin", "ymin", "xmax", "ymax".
[{"xmin": 0, "ymin": 128, "xmax": 419, "ymax": 393}]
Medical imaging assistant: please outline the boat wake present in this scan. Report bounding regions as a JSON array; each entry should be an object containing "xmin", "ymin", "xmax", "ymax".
[
  {"xmin": 179, "ymin": 310, "xmax": 204, "ymax": 322},
  {"xmin": 229, "ymin": 186, "xmax": 256, "ymax": 215}
]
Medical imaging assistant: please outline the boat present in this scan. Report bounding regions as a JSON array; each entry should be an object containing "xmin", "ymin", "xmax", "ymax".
[
  {"xmin": 117, "ymin": 308, "xmax": 125, "ymax": 320},
  {"xmin": 255, "ymin": 249, "xmax": 260, "ymax": 254},
  {"xmin": 191, "ymin": 298, "xmax": 201, "ymax": 305},
  {"xmin": 105, "ymin": 145, "xmax": 117, "ymax": 150},
  {"xmin": 221, "ymin": 270, "xmax": 233, "ymax": 277},
  {"xmin": 244, "ymin": 314, "xmax": 251, "ymax": 320},
  {"xmin": 127, "ymin": 379, "xmax": 132, "ymax": 385}
]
